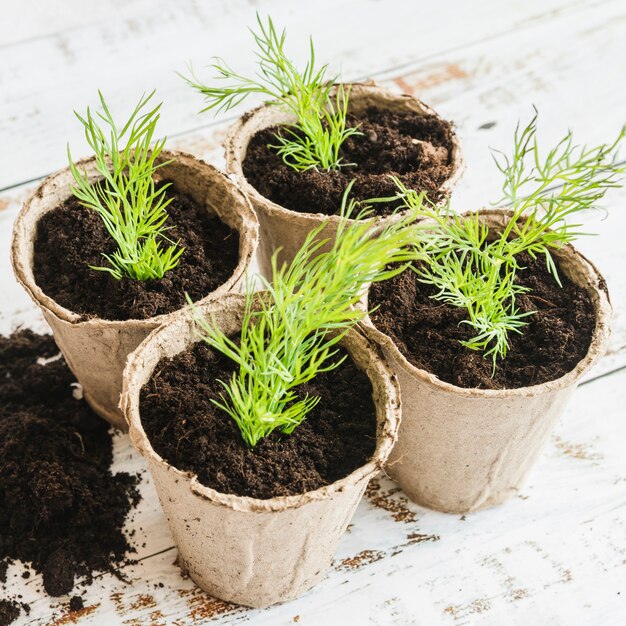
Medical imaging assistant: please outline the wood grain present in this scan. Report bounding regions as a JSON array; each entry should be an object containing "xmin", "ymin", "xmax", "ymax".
[{"xmin": 0, "ymin": 0, "xmax": 615, "ymax": 190}]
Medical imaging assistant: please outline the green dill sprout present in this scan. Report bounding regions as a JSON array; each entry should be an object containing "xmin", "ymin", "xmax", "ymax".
[
  {"xmin": 190, "ymin": 182, "xmax": 427, "ymax": 448},
  {"xmin": 389, "ymin": 111, "xmax": 626, "ymax": 368},
  {"xmin": 68, "ymin": 91, "xmax": 183, "ymax": 281},
  {"xmin": 181, "ymin": 14, "xmax": 361, "ymax": 172}
]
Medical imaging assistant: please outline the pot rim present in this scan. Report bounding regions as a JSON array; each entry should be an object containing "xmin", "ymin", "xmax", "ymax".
[
  {"xmin": 10, "ymin": 149, "xmax": 259, "ymax": 329},
  {"xmin": 121, "ymin": 292, "xmax": 402, "ymax": 513},
  {"xmin": 361, "ymin": 207, "xmax": 612, "ymax": 398},
  {"xmin": 224, "ymin": 81, "xmax": 464, "ymax": 224}
]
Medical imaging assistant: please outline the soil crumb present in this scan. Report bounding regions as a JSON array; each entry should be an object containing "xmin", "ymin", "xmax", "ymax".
[{"xmin": 0, "ymin": 600, "xmax": 21, "ymax": 626}]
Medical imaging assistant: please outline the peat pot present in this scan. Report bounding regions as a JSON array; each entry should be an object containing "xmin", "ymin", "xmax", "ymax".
[
  {"xmin": 225, "ymin": 82, "xmax": 463, "ymax": 279},
  {"xmin": 11, "ymin": 151, "xmax": 259, "ymax": 430},
  {"xmin": 120, "ymin": 293, "xmax": 401, "ymax": 607},
  {"xmin": 361, "ymin": 209, "xmax": 611, "ymax": 514}
]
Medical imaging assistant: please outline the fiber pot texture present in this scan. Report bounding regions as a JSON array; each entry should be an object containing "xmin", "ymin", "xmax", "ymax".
[
  {"xmin": 120, "ymin": 293, "xmax": 401, "ymax": 608},
  {"xmin": 225, "ymin": 82, "xmax": 463, "ymax": 279},
  {"xmin": 11, "ymin": 151, "xmax": 258, "ymax": 431},
  {"xmin": 361, "ymin": 209, "xmax": 612, "ymax": 514}
]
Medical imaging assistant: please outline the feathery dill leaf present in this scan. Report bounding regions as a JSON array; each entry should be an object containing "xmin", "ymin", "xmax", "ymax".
[
  {"xmin": 191, "ymin": 182, "xmax": 427, "ymax": 447},
  {"xmin": 181, "ymin": 14, "xmax": 361, "ymax": 172},
  {"xmin": 68, "ymin": 91, "xmax": 183, "ymax": 281}
]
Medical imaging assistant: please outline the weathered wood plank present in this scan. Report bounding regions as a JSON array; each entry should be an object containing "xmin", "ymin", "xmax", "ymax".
[
  {"xmin": 0, "ymin": 0, "xmax": 615, "ymax": 189},
  {"xmin": 0, "ymin": 0, "xmax": 146, "ymax": 48}
]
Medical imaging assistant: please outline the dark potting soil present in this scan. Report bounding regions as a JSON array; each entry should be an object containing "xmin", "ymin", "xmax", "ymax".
[
  {"xmin": 140, "ymin": 341, "xmax": 377, "ymax": 499},
  {"xmin": 0, "ymin": 600, "xmax": 28, "ymax": 626},
  {"xmin": 369, "ymin": 254, "xmax": 596, "ymax": 389},
  {"xmin": 33, "ymin": 183, "xmax": 240, "ymax": 321},
  {"xmin": 242, "ymin": 107, "xmax": 455, "ymax": 216},
  {"xmin": 0, "ymin": 330, "xmax": 140, "ymax": 602}
]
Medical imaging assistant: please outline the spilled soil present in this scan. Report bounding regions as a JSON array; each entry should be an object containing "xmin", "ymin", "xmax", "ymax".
[
  {"xmin": 0, "ymin": 330, "xmax": 140, "ymax": 622},
  {"xmin": 0, "ymin": 600, "xmax": 28, "ymax": 626}
]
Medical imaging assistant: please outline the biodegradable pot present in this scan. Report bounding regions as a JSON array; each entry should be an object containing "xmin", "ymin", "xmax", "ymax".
[
  {"xmin": 225, "ymin": 82, "xmax": 464, "ymax": 279},
  {"xmin": 120, "ymin": 293, "xmax": 401, "ymax": 608},
  {"xmin": 11, "ymin": 151, "xmax": 259, "ymax": 431},
  {"xmin": 361, "ymin": 209, "xmax": 612, "ymax": 514}
]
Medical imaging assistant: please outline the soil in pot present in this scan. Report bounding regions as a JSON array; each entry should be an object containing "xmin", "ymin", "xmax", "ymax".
[
  {"xmin": 369, "ymin": 253, "xmax": 597, "ymax": 389},
  {"xmin": 33, "ymin": 182, "xmax": 240, "ymax": 321},
  {"xmin": 140, "ymin": 341, "xmax": 377, "ymax": 499},
  {"xmin": 243, "ymin": 107, "xmax": 455, "ymax": 217},
  {"xmin": 0, "ymin": 330, "xmax": 140, "ymax": 602}
]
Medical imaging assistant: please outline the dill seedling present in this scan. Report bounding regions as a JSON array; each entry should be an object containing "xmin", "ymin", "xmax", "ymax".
[
  {"xmin": 68, "ymin": 91, "xmax": 183, "ymax": 281},
  {"xmin": 389, "ymin": 111, "xmax": 626, "ymax": 368},
  {"xmin": 191, "ymin": 183, "xmax": 427, "ymax": 448},
  {"xmin": 181, "ymin": 14, "xmax": 361, "ymax": 172}
]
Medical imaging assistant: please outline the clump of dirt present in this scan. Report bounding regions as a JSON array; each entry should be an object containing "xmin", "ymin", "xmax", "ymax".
[
  {"xmin": 0, "ymin": 600, "xmax": 28, "ymax": 626},
  {"xmin": 243, "ymin": 106, "xmax": 456, "ymax": 216},
  {"xmin": 0, "ymin": 330, "xmax": 140, "ymax": 611}
]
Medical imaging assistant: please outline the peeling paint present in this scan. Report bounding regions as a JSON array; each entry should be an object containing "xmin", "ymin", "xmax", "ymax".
[
  {"xmin": 122, "ymin": 609, "xmax": 166, "ymax": 626},
  {"xmin": 510, "ymin": 588, "xmax": 530, "ymax": 601},
  {"xmin": 336, "ymin": 549, "xmax": 386, "ymax": 572},
  {"xmin": 365, "ymin": 477, "xmax": 417, "ymax": 523},
  {"xmin": 110, "ymin": 591, "xmax": 124, "ymax": 613},
  {"xmin": 469, "ymin": 598, "xmax": 492, "ymax": 614},
  {"xmin": 128, "ymin": 594, "xmax": 157, "ymax": 612},
  {"xmin": 110, "ymin": 591, "xmax": 166, "ymax": 625},
  {"xmin": 444, "ymin": 597, "xmax": 492, "ymax": 618},
  {"xmin": 177, "ymin": 587, "xmax": 242, "ymax": 620},
  {"xmin": 394, "ymin": 63, "xmax": 470, "ymax": 95},
  {"xmin": 554, "ymin": 436, "xmax": 602, "ymax": 462},
  {"xmin": 49, "ymin": 603, "xmax": 100, "ymax": 625},
  {"xmin": 406, "ymin": 532, "xmax": 440, "ymax": 545}
]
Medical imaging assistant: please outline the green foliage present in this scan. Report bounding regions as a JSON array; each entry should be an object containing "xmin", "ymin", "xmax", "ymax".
[
  {"xmin": 181, "ymin": 14, "xmax": 361, "ymax": 171},
  {"xmin": 68, "ymin": 91, "xmax": 183, "ymax": 281},
  {"xmin": 390, "ymin": 111, "xmax": 626, "ymax": 367},
  {"xmin": 191, "ymin": 183, "xmax": 427, "ymax": 447},
  {"xmin": 492, "ymin": 109, "xmax": 626, "ymax": 281}
]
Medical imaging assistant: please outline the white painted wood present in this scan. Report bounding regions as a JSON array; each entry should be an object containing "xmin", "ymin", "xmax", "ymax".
[
  {"xmin": 1, "ymin": 0, "xmax": 626, "ymax": 624},
  {"xmin": 0, "ymin": 0, "xmax": 613, "ymax": 189}
]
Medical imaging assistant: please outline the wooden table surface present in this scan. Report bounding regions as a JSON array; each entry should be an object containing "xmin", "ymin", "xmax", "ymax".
[{"xmin": 1, "ymin": 1, "xmax": 625, "ymax": 624}]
